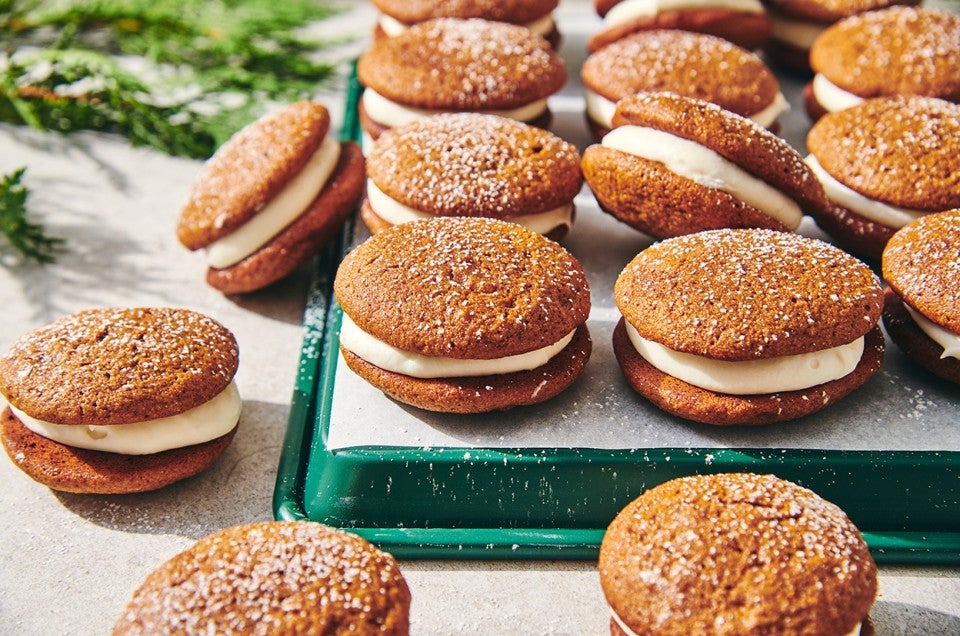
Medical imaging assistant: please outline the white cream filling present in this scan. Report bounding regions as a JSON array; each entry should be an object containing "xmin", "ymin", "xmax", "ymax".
[
  {"xmin": 625, "ymin": 321, "xmax": 863, "ymax": 394},
  {"xmin": 339, "ymin": 311, "xmax": 576, "ymax": 378},
  {"xmin": 379, "ymin": 13, "xmax": 555, "ymax": 38},
  {"xmin": 811, "ymin": 73, "xmax": 864, "ymax": 113},
  {"xmin": 602, "ymin": 125, "xmax": 804, "ymax": 230},
  {"xmin": 585, "ymin": 89, "xmax": 788, "ymax": 130},
  {"xmin": 771, "ymin": 13, "xmax": 826, "ymax": 49},
  {"xmin": 805, "ymin": 156, "xmax": 930, "ymax": 229},
  {"xmin": 905, "ymin": 304, "xmax": 960, "ymax": 360},
  {"xmin": 361, "ymin": 89, "xmax": 549, "ymax": 129},
  {"xmin": 206, "ymin": 136, "xmax": 341, "ymax": 268},
  {"xmin": 365, "ymin": 179, "xmax": 573, "ymax": 235},
  {"xmin": 8, "ymin": 381, "xmax": 241, "ymax": 455},
  {"xmin": 605, "ymin": 0, "xmax": 764, "ymax": 26}
]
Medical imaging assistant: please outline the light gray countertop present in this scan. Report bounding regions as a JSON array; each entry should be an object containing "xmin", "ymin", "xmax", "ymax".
[{"xmin": 1, "ymin": 2, "xmax": 958, "ymax": 634}]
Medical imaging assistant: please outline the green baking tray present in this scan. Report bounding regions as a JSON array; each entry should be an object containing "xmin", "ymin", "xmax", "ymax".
[{"xmin": 273, "ymin": 66, "xmax": 960, "ymax": 563}]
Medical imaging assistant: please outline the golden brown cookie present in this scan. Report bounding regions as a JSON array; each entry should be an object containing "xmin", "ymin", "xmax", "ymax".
[
  {"xmin": 177, "ymin": 101, "xmax": 365, "ymax": 294},
  {"xmin": 113, "ymin": 521, "xmax": 411, "ymax": 635},
  {"xmin": 599, "ymin": 473, "xmax": 878, "ymax": 635},
  {"xmin": 805, "ymin": 7, "xmax": 960, "ymax": 120},
  {"xmin": 582, "ymin": 92, "xmax": 827, "ymax": 239},
  {"xmin": 588, "ymin": 0, "xmax": 774, "ymax": 52},
  {"xmin": 805, "ymin": 96, "xmax": 960, "ymax": 262},
  {"xmin": 333, "ymin": 217, "xmax": 592, "ymax": 413},
  {"xmin": 0, "ymin": 307, "xmax": 241, "ymax": 493},
  {"xmin": 362, "ymin": 113, "xmax": 581, "ymax": 238},
  {"xmin": 371, "ymin": 0, "xmax": 561, "ymax": 48},
  {"xmin": 357, "ymin": 18, "xmax": 566, "ymax": 139},
  {"xmin": 762, "ymin": 0, "xmax": 920, "ymax": 72},
  {"xmin": 613, "ymin": 229, "xmax": 884, "ymax": 425},
  {"xmin": 581, "ymin": 30, "xmax": 785, "ymax": 137},
  {"xmin": 882, "ymin": 210, "xmax": 960, "ymax": 384}
]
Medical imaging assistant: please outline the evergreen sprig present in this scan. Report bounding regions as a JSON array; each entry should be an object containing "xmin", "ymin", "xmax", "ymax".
[{"xmin": 0, "ymin": 167, "xmax": 63, "ymax": 264}]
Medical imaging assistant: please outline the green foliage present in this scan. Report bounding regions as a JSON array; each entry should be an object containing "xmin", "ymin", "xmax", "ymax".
[
  {"xmin": 0, "ymin": 0, "xmax": 343, "ymax": 158},
  {"xmin": 0, "ymin": 167, "xmax": 63, "ymax": 264}
]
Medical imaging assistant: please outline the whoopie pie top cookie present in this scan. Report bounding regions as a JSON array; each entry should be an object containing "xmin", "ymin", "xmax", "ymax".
[
  {"xmin": 334, "ymin": 217, "xmax": 592, "ymax": 413},
  {"xmin": 357, "ymin": 18, "xmax": 566, "ymax": 140},
  {"xmin": 613, "ymin": 229, "xmax": 885, "ymax": 424},
  {"xmin": 762, "ymin": 0, "xmax": 921, "ymax": 72},
  {"xmin": 0, "ymin": 307, "xmax": 241, "ymax": 493},
  {"xmin": 882, "ymin": 210, "xmax": 960, "ymax": 384},
  {"xmin": 371, "ymin": 0, "xmax": 561, "ymax": 48},
  {"xmin": 589, "ymin": 0, "xmax": 774, "ymax": 53},
  {"xmin": 599, "ymin": 473, "xmax": 878, "ymax": 636},
  {"xmin": 805, "ymin": 7, "xmax": 960, "ymax": 120},
  {"xmin": 114, "ymin": 521, "xmax": 411, "ymax": 635},
  {"xmin": 581, "ymin": 30, "xmax": 787, "ymax": 137},
  {"xmin": 177, "ymin": 101, "xmax": 365, "ymax": 295},
  {"xmin": 362, "ymin": 113, "xmax": 582, "ymax": 239},
  {"xmin": 582, "ymin": 92, "xmax": 826, "ymax": 239},
  {"xmin": 805, "ymin": 96, "xmax": 960, "ymax": 262}
]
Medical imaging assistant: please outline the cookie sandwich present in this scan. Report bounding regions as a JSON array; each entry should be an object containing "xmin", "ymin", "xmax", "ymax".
[
  {"xmin": 334, "ymin": 217, "xmax": 592, "ymax": 413},
  {"xmin": 114, "ymin": 521, "xmax": 411, "ymax": 635},
  {"xmin": 582, "ymin": 30, "xmax": 787, "ymax": 138},
  {"xmin": 805, "ymin": 96, "xmax": 960, "ymax": 262},
  {"xmin": 613, "ymin": 229, "xmax": 885, "ymax": 425},
  {"xmin": 588, "ymin": 0, "xmax": 774, "ymax": 53},
  {"xmin": 0, "ymin": 307, "xmax": 240, "ymax": 494},
  {"xmin": 582, "ymin": 92, "xmax": 825, "ymax": 240},
  {"xmin": 805, "ymin": 7, "xmax": 960, "ymax": 121},
  {"xmin": 599, "ymin": 473, "xmax": 878, "ymax": 635},
  {"xmin": 177, "ymin": 101, "xmax": 365, "ymax": 295},
  {"xmin": 371, "ymin": 0, "xmax": 561, "ymax": 48},
  {"xmin": 763, "ymin": 0, "xmax": 921, "ymax": 72},
  {"xmin": 362, "ymin": 113, "xmax": 582, "ymax": 240},
  {"xmin": 882, "ymin": 210, "xmax": 960, "ymax": 385},
  {"xmin": 357, "ymin": 18, "xmax": 566, "ymax": 141}
]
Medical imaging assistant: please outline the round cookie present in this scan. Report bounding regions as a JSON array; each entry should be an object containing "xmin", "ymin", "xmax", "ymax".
[
  {"xmin": 581, "ymin": 30, "xmax": 787, "ymax": 138},
  {"xmin": 371, "ymin": 0, "xmax": 561, "ymax": 48},
  {"xmin": 589, "ymin": 0, "xmax": 774, "ymax": 53},
  {"xmin": 362, "ymin": 113, "xmax": 582, "ymax": 240},
  {"xmin": 582, "ymin": 92, "xmax": 827, "ymax": 240},
  {"xmin": 882, "ymin": 210, "xmax": 960, "ymax": 384},
  {"xmin": 114, "ymin": 521, "xmax": 411, "ymax": 635},
  {"xmin": 356, "ymin": 18, "xmax": 566, "ymax": 140},
  {"xmin": 805, "ymin": 96, "xmax": 960, "ymax": 262},
  {"xmin": 805, "ymin": 7, "xmax": 960, "ymax": 120},
  {"xmin": 762, "ymin": 0, "xmax": 921, "ymax": 72},
  {"xmin": 0, "ymin": 307, "xmax": 241, "ymax": 493},
  {"xmin": 177, "ymin": 101, "xmax": 365, "ymax": 295},
  {"xmin": 599, "ymin": 473, "xmax": 878, "ymax": 636},
  {"xmin": 334, "ymin": 217, "xmax": 592, "ymax": 413},
  {"xmin": 613, "ymin": 229, "xmax": 885, "ymax": 425}
]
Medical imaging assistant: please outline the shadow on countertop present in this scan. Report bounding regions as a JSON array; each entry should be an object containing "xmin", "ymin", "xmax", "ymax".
[{"xmin": 54, "ymin": 399, "xmax": 288, "ymax": 540}]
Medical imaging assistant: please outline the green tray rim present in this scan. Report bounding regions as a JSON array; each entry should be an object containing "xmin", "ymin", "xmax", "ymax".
[{"xmin": 272, "ymin": 63, "xmax": 960, "ymax": 563}]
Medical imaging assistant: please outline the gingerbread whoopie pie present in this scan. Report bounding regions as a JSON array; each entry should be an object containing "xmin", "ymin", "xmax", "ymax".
[
  {"xmin": 582, "ymin": 30, "xmax": 788, "ymax": 138},
  {"xmin": 0, "ymin": 307, "xmax": 240, "ymax": 494},
  {"xmin": 177, "ymin": 101, "xmax": 365, "ymax": 295},
  {"xmin": 882, "ymin": 210, "xmax": 960, "ymax": 385},
  {"xmin": 114, "ymin": 521, "xmax": 411, "ymax": 635},
  {"xmin": 805, "ymin": 7, "xmax": 960, "ymax": 121},
  {"xmin": 371, "ymin": 0, "xmax": 562, "ymax": 48},
  {"xmin": 613, "ymin": 229, "xmax": 885, "ymax": 425},
  {"xmin": 334, "ymin": 217, "xmax": 592, "ymax": 413},
  {"xmin": 762, "ymin": 0, "xmax": 921, "ymax": 72},
  {"xmin": 362, "ymin": 113, "xmax": 582, "ymax": 240},
  {"xmin": 599, "ymin": 473, "xmax": 878, "ymax": 636},
  {"xmin": 582, "ymin": 92, "xmax": 826, "ymax": 240},
  {"xmin": 589, "ymin": 0, "xmax": 774, "ymax": 53},
  {"xmin": 356, "ymin": 18, "xmax": 566, "ymax": 141},
  {"xmin": 805, "ymin": 96, "xmax": 960, "ymax": 262}
]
